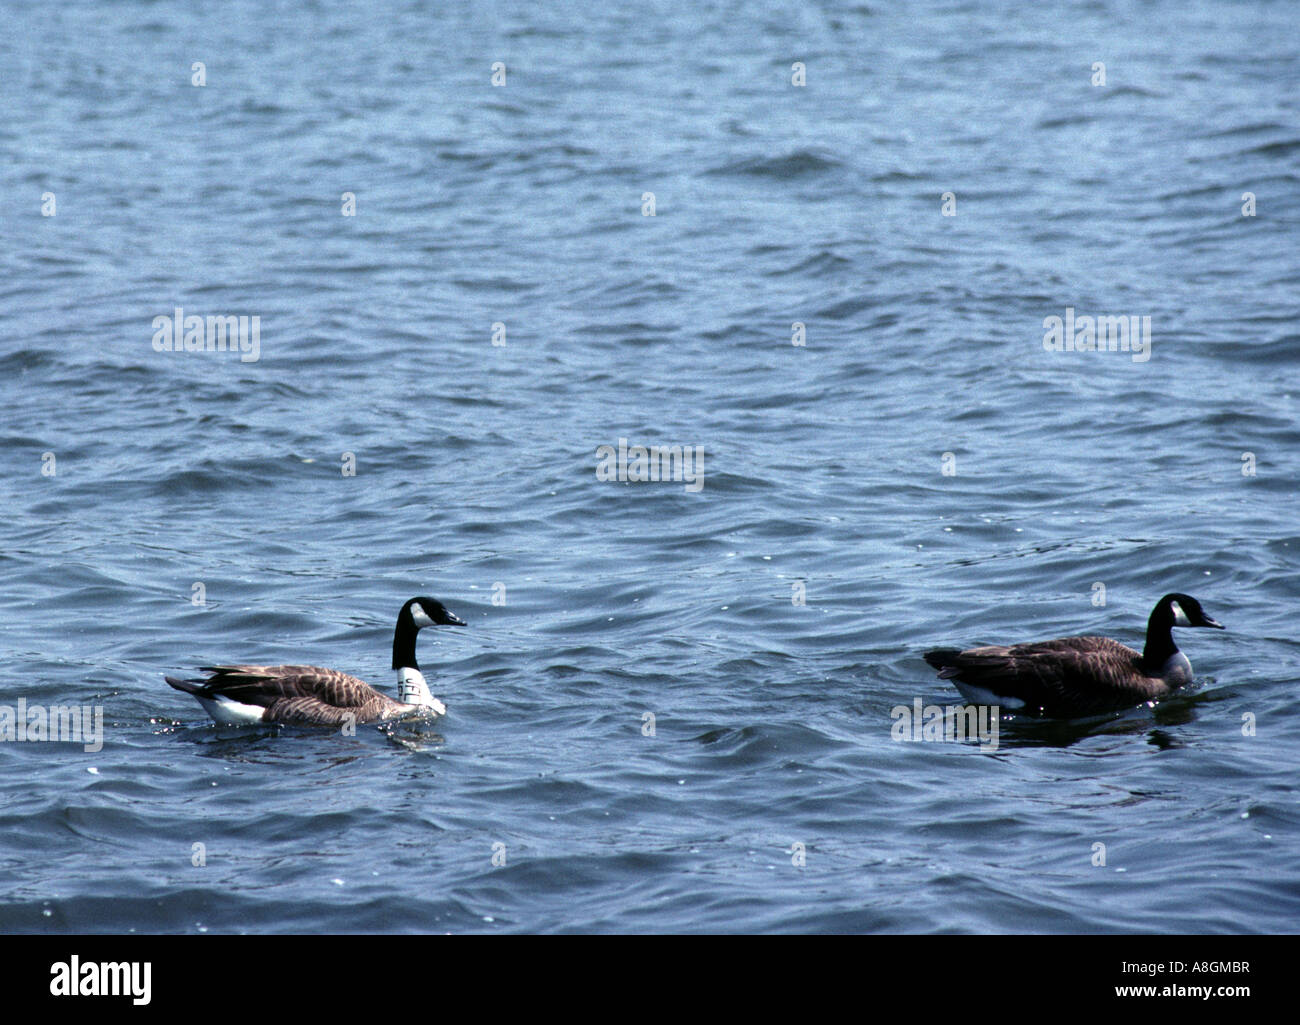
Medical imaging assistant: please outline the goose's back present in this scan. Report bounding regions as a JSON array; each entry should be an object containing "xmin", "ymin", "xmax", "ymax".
[
  {"xmin": 198, "ymin": 664, "xmax": 404, "ymax": 723},
  {"xmin": 939, "ymin": 636, "xmax": 1169, "ymax": 714}
]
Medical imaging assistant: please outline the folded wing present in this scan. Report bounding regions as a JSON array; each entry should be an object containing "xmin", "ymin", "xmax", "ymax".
[
  {"xmin": 191, "ymin": 664, "xmax": 386, "ymax": 725},
  {"xmin": 928, "ymin": 637, "xmax": 1156, "ymax": 715}
]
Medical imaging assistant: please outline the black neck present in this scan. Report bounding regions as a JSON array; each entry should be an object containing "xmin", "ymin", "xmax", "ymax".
[
  {"xmin": 1141, "ymin": 601, "xmax": 1178, "ymax": 669},
  {"xmin": 392, "ymin": 617, "xmax": 419, "ymax": 671}
]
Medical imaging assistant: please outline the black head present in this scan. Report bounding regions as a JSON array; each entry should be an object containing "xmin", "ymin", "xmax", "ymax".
[
  {"xmin": 1158, "ymin": 593, "xmax": 1224, "ymax": 630},
  {"xmin": 401, "ymin": 596, "xmax": 466, "ymax": 628}
]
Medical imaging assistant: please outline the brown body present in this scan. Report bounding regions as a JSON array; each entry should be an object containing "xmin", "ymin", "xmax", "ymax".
[
  {"xmin": 925, "ymin": 637, "xmax": 1184, "ymax": 716},
  {"xmin": 923, "ymin": 593, "xmax": 1223, "ymax": 718},
  {"xmin": 166, "ymin": 664, "xmax": 422, "ymax": 725}
]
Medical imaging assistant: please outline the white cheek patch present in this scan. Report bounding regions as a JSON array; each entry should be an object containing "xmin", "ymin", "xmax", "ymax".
[
  {"xmin": 410, "ymin": 604, "xmax": 435, "ymax": 628},
  {"xmin": 1171, "ymin": 601, "xmax": 1192, "ymax": 627}
]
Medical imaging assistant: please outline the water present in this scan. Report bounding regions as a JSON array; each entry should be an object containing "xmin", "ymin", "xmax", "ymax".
[{"xmin": 1, "ymin": 0, "xmax": 1298, "ymax": 933}]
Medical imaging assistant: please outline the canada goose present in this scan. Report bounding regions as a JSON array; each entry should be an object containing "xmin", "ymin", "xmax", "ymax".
[
  {"xmin": 922, "ymin": 593, "xmax": 1224, "ymax": 717},
  {"xmin": 165, "ymin": 597, "xmax": 465, "ymax": 726}
]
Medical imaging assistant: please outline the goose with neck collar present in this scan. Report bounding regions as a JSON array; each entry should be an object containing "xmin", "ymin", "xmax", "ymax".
[{"xmin": 166, "ymin": 597, "xmax": 466, "ymax": 726}]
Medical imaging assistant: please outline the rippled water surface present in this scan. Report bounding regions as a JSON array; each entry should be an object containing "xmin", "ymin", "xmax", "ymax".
[{"xmin": 1, "ymin": 0, "xmax": 1298, "ymax": 933}]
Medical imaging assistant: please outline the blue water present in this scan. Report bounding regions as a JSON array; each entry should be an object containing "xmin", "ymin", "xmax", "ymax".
[{"xmin": 1, "ymin": 0, "xmax": 1298, "ymax": 933}]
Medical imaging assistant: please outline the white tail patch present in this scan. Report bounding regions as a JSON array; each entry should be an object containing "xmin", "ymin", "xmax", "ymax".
[
  {"xmin": 953, "ymin": 682, "xmax": 1026, "ymax": 710},
  {"xmin": 196, "ymin": 695, "xmax": 267, "ymax": 726}
]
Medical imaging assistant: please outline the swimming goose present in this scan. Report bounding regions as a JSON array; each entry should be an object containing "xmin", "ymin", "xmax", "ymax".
[
  {"xmin": 165, "ymin": 597, "xmax": 465, "ymax": 726},
  {"xmin": 922, "ymin": 593, "xmax": 1224, "ymax": 717}
]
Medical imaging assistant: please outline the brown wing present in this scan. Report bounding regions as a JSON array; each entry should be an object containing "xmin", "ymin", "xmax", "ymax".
[
  {"xmin": 197, "ymin": 664, "xmax": 383, "ymax": 710},
  {"xmin": 937, "ymin": 637, "xmax": 1161, "ymax": 715}
]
